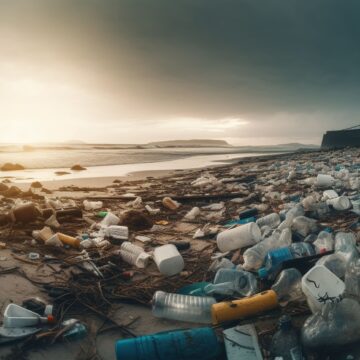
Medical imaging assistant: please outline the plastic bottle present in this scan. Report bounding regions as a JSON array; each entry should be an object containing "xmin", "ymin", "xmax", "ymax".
[
  {"xmin": 345, "ymin": 258, "xmax": 360, "ymax": 300},
  {"xmin": 256, "ymin": 213, "xmax": 281, "ymax": 229},
  {"xmin": 270, "ymin": 315, "xmax": 302, "ymax": 360},
  {"xmin": 119, "ymin": 242, "xmax": 151, "ymax": 268},
  {"xmin": 57, "ymin": 233, "xmax": 81, "ymax": 248},
  {"xmin": 291, "ymin": 216, "xmax": 318, "ymax": 237},
  {"xmin": 271, "ymin": 269, "xmax": 304, "ymax": 305},
  {"xmin": 115, "ymin": 327, "xmax": 222, "ymax": 360},
  {"xmin": 326, "ymin": 196, "xmax": 351, "ymax": 211},
  {"xmin": 152, "ymin": 291, "xmax": 216, "ymax": 324},
  {"xmin": 243, "ymin": 228, "xmax": 292, "ymax": 270},
  {"xmin": 105, "ymin": 225, "xmax": 129, "ymax": 240},
  {"xmin": 334, "ymin": 232, "xmax": 358, "ymax": 263},
  {"xmin": 258, "ymin": 242, "xmax": 315, "ymax": 280},
  {"xmin": 313, "ymin": 231, "xmax": 334, "ymax": 253},
  {"xmin": 208, "ymin": 257, "xmax": 235, "ymax": 272},
  {"xmin": 62, "ymin": 320, "xmax": 88, "ymax": 341},
  {"xmin": 216, "ymin": 222, "xmax": 261, "ymax": 252},
  {"xmin": 101, "ymin": 212, "xmax": 120, "ymax": 226},
  {"xmin": 204, "ymin": 269, "xmax": 258, "ymax": 297}
]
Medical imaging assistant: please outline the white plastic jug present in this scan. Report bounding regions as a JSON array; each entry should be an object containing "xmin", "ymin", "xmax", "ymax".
[
  {"xmin": 301, "ymin": 265, "xmax": 345, "ymax": 313},
  {"xmin": 216, "ymin": 223, "xmax": 261, "ymax": 253},
  {"xmin": 153, "ymin": 244, "xmax": 184, "ymax": 276}
]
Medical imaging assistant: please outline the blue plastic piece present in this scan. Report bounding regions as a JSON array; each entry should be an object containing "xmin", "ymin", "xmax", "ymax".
[
  {"xmin": 225, "ymin": 217, "xmax": 256, "ymax": 227},
  {"xmin": 258, "ymin": 247, "xmax": 293, "ymax": 280},
  {"xmin": 115, "ymin": 327, "xmax": 222, "ymax": 360},
  {"xmin": 323, "ymin": 227, "xmax": 333, "ymax": 233}
]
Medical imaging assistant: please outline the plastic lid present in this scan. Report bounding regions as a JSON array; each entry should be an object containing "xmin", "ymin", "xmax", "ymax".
[{"xmin": 258, "ymin": 268, "xmax": 268, "ymax": 279}]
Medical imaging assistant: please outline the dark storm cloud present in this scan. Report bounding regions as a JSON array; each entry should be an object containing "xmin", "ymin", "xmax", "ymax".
[{"xmin": 1, "ymin": 0, "xmax": 360, "ymax": 128}]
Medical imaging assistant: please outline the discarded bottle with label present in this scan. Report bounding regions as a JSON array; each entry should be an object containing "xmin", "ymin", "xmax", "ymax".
[
  {"xmin": 115, "ymin": 327, "xmax": 222, "ymax": 360},
  {"xmin": 216, "ymin": 222, "xmax": 261, "ymax": 252},
  {"xmin": 271, "ymin": 268, "xmax": 304, "ymax": 305},
  {"xmin": 270, "ymin": 315, "xmax": 303, "ymax": 360},
  {"xmin": 243, "ymin": 228, "xmax": 292, "ymax": 271},
  {"xmin": 256, "ymin": 212, "xmax": 281, "ymax": 229},
  {"xmin": 258, "ymin": 242, "xmax": 315, "ymax": 280},
  {"xmin": 204, "ymin": 268, "xmax": 258, "ymax": 297},
  {"xmin": 152, "ymin": 291, "xmax": 216, "ymax": 324}
]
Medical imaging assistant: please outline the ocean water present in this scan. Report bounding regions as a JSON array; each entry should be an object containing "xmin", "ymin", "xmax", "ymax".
[{"xmin": 0, "ymin": 145, "xmax": 285, "ymax": 183}]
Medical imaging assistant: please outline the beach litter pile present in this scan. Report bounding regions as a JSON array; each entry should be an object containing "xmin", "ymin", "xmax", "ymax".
[{"xmin": 0, "ymin": 148, "xmax": 359, "ymax": 359}]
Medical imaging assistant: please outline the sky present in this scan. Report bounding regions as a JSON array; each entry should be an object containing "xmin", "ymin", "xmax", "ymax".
[{"xmin": 1, "ymin": 0, "xmax": 360, "ymax": 145}]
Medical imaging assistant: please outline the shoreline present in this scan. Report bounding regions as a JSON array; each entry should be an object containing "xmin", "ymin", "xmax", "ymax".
[{"xmin": 0, "ymin": 151, "xmax": 294, "ymax": 190}]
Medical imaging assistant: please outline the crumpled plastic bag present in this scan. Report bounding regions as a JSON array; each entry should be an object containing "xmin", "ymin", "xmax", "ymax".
[{"xmin": 302, "ymin": 298, "xmax": 360, "ymax": 348}]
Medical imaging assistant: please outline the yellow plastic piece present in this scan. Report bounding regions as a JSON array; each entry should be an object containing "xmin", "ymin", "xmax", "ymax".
[
  {"xmin": 211, "ymin": 290, "xmax": 279, "ymax": 324},
  {"xmin": 57, "ymin": 233, "xmax": 81, "ymax": 248}
]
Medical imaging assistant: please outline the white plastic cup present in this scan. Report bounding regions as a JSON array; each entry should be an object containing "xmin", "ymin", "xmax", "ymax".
[
  {"xmin": 316, "ymin": 174, "xmax": 335, "ymax": 188},
  {"xmin": 216, "ymin": 223, "xmax": 261, "ymax": 253},
  {"xmin": 326, "ymin": 196, "xmax": 351, "ymax": 211},
  {"xmin": 153, "ymin": 244, "xmax": 184, "ymax": 276}
]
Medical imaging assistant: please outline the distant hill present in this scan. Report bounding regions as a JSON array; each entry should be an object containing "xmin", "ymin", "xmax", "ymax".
[{"xmin": 147, "ymin": 139, "xmax": 231, "ymax": 148}]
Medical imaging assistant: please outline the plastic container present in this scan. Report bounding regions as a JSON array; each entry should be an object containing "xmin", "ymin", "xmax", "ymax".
[
  {"xmin": 313, "ymin": 231, "xmax": 334, "ymax": 253},
  {"xmin": 270, "ymin": 315, "xmax": 302, "ymax": 360},
  {"xmin": 162, "ymin": 197, "xmax": 180, "ymax": 210},
  {"xmin": 315, "ymin": 174, "xmax": 335, "ymax": 188},
  {"xmin": 115, "ymin": 327, "xmax": 222, "ymax": 360},
  {"xmin": 211, "ymin": 290, "xmax": 278, "ymax": 325},
  {"xmin": 326, "ymin": 196, "xmax": 351, "ymax": 211},
  {"xmin": 345, "ymin": 258, "xmax": 360, "ymax": 299},
  {"xmin": 152, "ymin": 291, "xmax": 216, "ymax": 324},
  {"xmin": 153, "ymin": 244, "xmax": 184, "ymax": 276},
  {"xmin": 258, "ymin": 242, "xmax": 315, "ymax": 280},
  {"xmin": 101, "ymin": 212, "xmax": 120, "ymax": 227},
  {"xmin": 291, "ymin": 216, "xmax": 318, "ymax": 237},
  {"xmin": 120, "ymin": 242, "xmax": 151, "ymax": 268},
  {"xmin": 105, "ymin": 225, "xmax": 129, "ymax": 240},
  {"xmin": 57, "ymin": 233, "xmax": 81, "ymax": 248},
  {"xmin": 205, "ymin": 268, "xmax": 258, "ymax": 297},
  {"xmin": 301, "ymin": 265, "xmax": 345, "ymax": 313},
  {"xmin": 217, "ymin": 222, "xmax": 261, "ymax": 253},
  {"xmin": 256, "ymin": 213, "xmax": 281, "ymax": 229},
  {"xmin": 4, "ymin": 304, "xmax": 49, "ymax": 328},
  {"xmin": 243, "ymin": 228, "xmax": 292, "ymax": 271},
  {"xmin": 271, "ymin": 269, "xmax": 304, "ymax": 305},
  {"xmin": 83, "ymin": 200, "xmax": 103, "ymax": 211},
  {"xmin": 334, "ymin": 232, "xmax": 358, "ymax": 263},
  {"xmin": 316, "ymin": 253, "xmax": 347, "ymax": 279}
]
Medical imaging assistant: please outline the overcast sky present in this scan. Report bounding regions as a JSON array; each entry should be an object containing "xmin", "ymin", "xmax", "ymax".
[{"xmin": 1, "ymin": 0, "xmax": 359, "ymax": 145}]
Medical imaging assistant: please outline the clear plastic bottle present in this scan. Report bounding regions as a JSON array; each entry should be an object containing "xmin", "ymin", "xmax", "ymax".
[
  {"xmin": 152, "ymin": 291, "xmax": 216, "ymax": 324},
  {"xmin": 313, "ymin": 231, "xmax": 334, "ymax": 253},
  {"xmin": 271, "ymin": 268, "xmax": 303, "ymax": 305},
  {"xmin": 204, "ymin": 268, "xmax": 258, "ymax": 297},
  {"xmin": 270, "ymin": 315, "xmax": 302, "ymax": 360},
  {"xmin": 256, "ymin": 213, "xmax": 281, "ymax": 229},
  {"xmin": 345, "ymin": 258, "xmax": 360, "ymax": 300},
  {"xmin": 243, "ymin": 228, "xmax": 292, "ymax": 270},
  {"xmin": 291, "ymin": 216, "xmax": 318, "ymax": 237},
  {"xmin": 334, "ymin": 232, "xmax": 358, "ymax": 263},
  {"xmin": 208, "ymin": 257, "xmax": 235, "ymax": 272}
]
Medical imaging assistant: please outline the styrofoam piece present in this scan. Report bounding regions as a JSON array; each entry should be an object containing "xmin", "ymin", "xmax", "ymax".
[
  {"xmin": 302, "ymin": 265, "xmax": 345, "ymax": 313},
  {"xmin": 3, "ymin": 304, "xmax": 48, "ymax": 328},
  {"xmin": 223, "ymin": 324, "xmax": 263, "ymax": 360},
  {"xmin": 153, "ymin": 244, "xmax": 184, "ymax": 276}
]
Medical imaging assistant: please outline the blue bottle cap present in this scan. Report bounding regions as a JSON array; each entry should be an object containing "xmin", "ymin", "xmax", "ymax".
[{"xmin": 258, "ymin": 268, "xmax": 268, "ymax": 279}]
